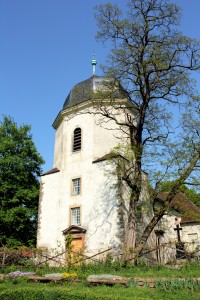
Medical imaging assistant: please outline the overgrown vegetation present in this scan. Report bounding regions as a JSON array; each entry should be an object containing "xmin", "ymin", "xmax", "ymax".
[
  {"xmin": 1, "ymin": 256, "xmax": 200, "ymax": 278},
  {"xmin": 1, "ymin": 262, "xmax": 200, "ymax": 300},
  {"xmin": 1, "ymin": 249, "xmax": 200, "ymax": 299}
]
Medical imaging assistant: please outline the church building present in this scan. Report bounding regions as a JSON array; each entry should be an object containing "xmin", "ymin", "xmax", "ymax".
[
  {"xmin": 36, "ymin": 58, "xmax": 137, "ymax": 261},
  {"xmin": 37, "ymin": 58, "xmax": 200, "ymax": 265},
  {"xmin": 37, "ymin": 57, "xmax": 200, "ymax": 266}
]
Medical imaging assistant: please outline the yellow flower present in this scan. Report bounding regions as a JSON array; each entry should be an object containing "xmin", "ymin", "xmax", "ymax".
[{"xmin": 62, "ymin": 272, "xmax": 77, "ymax": 279}]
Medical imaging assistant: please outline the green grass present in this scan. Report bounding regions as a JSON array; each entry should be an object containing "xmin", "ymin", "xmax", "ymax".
[
  {"xmin": 0, "ymin": 281, "xmax": 200, "ymax": 300},
  {"xmin": 1, "ymin": 262, "xmax": 200, "ymax": 299}
]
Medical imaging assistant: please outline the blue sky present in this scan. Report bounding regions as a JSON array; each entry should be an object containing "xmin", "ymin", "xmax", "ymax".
[{"xmin": 1, "ymin": 0, "xmax": 200, "ymax": 172}]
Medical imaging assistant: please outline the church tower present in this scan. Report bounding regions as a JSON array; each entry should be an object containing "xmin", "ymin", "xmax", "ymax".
[{"xmin": 37, "ymin": 60, "xmax": 134, "ymax": 262}]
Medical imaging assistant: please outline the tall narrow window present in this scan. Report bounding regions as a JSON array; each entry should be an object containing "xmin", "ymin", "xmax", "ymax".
[
  {"xmin": 73, "ymin": 127, "xmax": 81, "ymax": 152},
  {"xmin": 72, "ymin": 178, "xmax": 81, "ymax": 195},
  {"xmin": 71, "ymin": 207, "xmax": 81, "ymax": 225}
]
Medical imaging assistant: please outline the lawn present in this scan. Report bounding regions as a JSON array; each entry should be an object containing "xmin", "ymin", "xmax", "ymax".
[
  {"xmin": 0, "ymin": 262, "xmax": 200, "ymax": 299},
  {"xmin": 0, "ymin": 280, "xmax": 200, "ymax": 300}
]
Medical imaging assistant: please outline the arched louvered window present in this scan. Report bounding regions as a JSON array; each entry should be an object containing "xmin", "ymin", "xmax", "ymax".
[{"xmin": 73, "ymin": 127, "xmax": 81, "ymax": 152}]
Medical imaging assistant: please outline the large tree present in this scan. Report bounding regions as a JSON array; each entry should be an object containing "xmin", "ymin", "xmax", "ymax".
[
  {"xmin": 94, "ymin": 0, "xmax": 200, "ymax": 261},
  {"xmin": 0, "ymin": 116, "xmax": 44, "ymax": 247}
]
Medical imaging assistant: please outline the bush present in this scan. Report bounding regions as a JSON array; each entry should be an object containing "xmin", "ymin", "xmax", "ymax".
[{"xmin": 0, "ymin": 247, "xmax": 36, "ymax": 267}]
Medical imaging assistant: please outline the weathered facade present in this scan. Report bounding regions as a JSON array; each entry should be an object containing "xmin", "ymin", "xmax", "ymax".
[
  {"xmin": 37, "ymin": 67, "xmax": 200, "ymax": 265},
  {"xmin": 37, "ymin": 72, "xmax": 140, "ymax": 260},
  {"xmin": 154, "ymin": 192, "xmax": 200, "ymax": 264}
]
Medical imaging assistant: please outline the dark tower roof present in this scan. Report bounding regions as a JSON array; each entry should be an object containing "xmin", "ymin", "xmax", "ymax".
[
  {"xmin": 62, "ymin": 75, "xmax": 130, "ymax": 110},
  {"xmin": 63, "ymin": 75, "xmax": 105, "ymax": 109}
]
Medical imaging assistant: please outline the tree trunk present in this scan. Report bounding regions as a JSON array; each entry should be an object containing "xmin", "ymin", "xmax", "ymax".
[
  {"xmin": 126, "ymin": 149, "xmax": 200, "ymax": 264},
  {"xmin": 123, "ymin": 168, "xmax": 142, "ymax": 261},
  {"xmin": 124, "ymin": 192, "xmax": 137, "ymax": 252}
]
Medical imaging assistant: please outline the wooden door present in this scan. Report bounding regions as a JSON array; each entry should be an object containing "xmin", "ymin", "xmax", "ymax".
[
  {"xmin": 66, "ymin": 236, "xmax": 84, "ymax": 265},
  {"xmin": 71, "ymin": 237, "xmax": 83, "ymax": 253}
]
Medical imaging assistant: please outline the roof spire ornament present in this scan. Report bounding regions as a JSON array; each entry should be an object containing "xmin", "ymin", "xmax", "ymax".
[{"xmin": 91, "ymin": 52, "xmax": 97, "ymax": 76}]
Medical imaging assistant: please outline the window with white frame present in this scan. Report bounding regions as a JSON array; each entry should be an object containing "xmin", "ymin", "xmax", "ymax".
[
  {"xmin": 72, "ymin": 178, "xmax": 81, "ymax": 195},
  {"xmin": 71, "ymin": 207, "xmax": 81, "ymax": 225},
  {"xmin": 73, "ymin": 127, "xmax": 81, "ymax": 152}
]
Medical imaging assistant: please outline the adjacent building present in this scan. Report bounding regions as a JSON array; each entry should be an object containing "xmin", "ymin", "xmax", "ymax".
[{"xmin": 154, "ymin": 192, "xmax": 200, "ymax": 263}]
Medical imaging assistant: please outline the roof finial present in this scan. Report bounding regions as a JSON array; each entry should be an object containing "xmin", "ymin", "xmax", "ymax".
[{"xmin": 91, "ymin": 51, "xmax": 97, "ymax": 76}]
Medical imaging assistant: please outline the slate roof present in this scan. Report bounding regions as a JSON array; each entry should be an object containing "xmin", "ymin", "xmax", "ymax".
[
  {"xmin": 62, "ymin": 75, "xmax": 130, "ymax": 110},
  {"xmin": 41, "ymin": 168, "xmax": 60, "ymax": 176},
  {"xmin": 157, "ymin": 192, "xmax": 200, "ymax": 224}
]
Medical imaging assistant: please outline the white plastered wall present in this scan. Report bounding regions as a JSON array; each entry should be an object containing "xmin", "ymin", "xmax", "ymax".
[
  {"xmin": 155, "ymin": 214, "xmax": 200, "ymax": 263},
  {"xmin": 180, "ymin": 223, "xmax": 200, "ymax": 255},
  {"xmin": 37, "ymin": 106, "xmax": 129, "ymax": 256},
  {"xmin": 37, "ymin": 171, "xmax": 61, "ymax": 250}
]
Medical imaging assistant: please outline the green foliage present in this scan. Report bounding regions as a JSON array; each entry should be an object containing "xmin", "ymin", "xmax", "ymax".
[
  {"xmin": 0, "ymin": 116, "xmax": 44, "ymax": 247},
  {"xmin": 154, "ymin": 279, "xmax": 200, "ymax": 291},
  {"xmin": 65, "ymin": 234, "xmax": 73, "ymax": 244},
  {"xmin": 126, "ymin": 279, "xmax": 138, "ymax": 287}
]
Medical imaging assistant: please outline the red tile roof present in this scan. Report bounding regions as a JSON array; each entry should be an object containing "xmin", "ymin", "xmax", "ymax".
[{"xmin": 157, "ymin": 192, "xmax": 200, "ymax": 224}]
